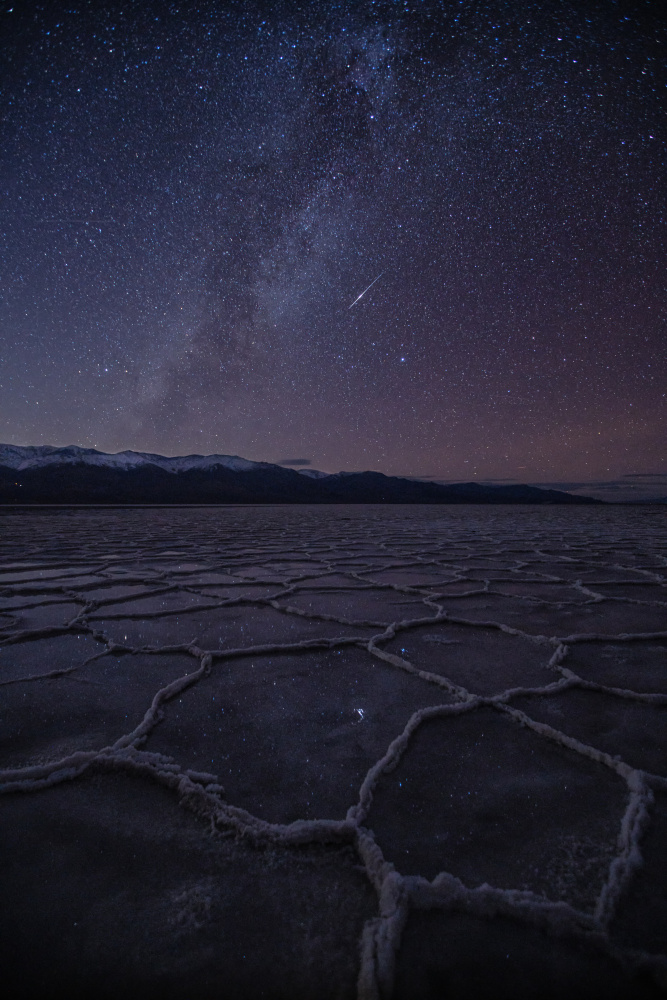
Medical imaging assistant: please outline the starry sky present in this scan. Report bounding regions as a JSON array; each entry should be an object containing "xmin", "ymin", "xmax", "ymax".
[{"xmin": 1, "ymin": 0, "xmax": 665, "ymax": 482}]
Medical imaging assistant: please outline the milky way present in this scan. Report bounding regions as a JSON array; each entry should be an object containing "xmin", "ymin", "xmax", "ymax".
[{"xmin": 1, "ymin": 1, "xmax": 664, "ymax": 481}]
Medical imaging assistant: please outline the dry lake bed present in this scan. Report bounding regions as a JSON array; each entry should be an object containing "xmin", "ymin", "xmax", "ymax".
[{"xmin": 1, "ymin": 504, "xmax": 666, "ymax": 999}]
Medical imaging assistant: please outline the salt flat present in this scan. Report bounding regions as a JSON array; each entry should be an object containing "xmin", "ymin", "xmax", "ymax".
[{"xmin": 1, "ymin": 505, "xmax": 666, "ymax": 999}]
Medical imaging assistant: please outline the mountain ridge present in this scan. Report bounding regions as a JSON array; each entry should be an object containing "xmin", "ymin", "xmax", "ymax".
[
  {"xmin": 0, "ymin": 443, "xmax": 275, "ymax": 474},
  {"xmin": 0, "ymin": 444, "xmax": 603, "ymax": 505}
]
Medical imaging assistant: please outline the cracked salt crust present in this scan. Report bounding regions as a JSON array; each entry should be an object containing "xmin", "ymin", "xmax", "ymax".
[{"xmin": 1, "ymin": 505, "xmax": 666, "ymax": 998}]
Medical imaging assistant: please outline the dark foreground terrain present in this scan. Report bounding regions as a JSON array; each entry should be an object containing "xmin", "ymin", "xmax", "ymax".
[{"xmin": 1, "ymin": 505, "xmax": 666, "ymax": 999}]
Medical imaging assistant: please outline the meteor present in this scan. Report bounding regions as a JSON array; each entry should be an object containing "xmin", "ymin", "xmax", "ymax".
[{"xmin": 348, "ymin": 272, "xmax": 384, "ymax": 309}]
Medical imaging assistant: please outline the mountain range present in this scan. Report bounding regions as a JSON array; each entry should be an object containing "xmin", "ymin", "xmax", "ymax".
[{"xmin": 0, "ymin": 445, "xmax": 602, "ymax": 505}]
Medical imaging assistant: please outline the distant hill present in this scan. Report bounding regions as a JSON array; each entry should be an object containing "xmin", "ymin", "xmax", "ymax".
[{"xmin": 0, "ymin": 445, "xmax": 602, "ymax": 505}]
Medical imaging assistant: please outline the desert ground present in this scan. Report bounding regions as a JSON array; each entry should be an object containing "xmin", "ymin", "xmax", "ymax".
[{"xmin": 1, "ymin": 504, "xmax": 666, "ymax": 999}]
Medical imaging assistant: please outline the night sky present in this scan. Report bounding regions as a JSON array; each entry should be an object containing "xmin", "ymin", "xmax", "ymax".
[{"xmin": 1, "ymin": 0, "xmax": 665, "ymax": 482}]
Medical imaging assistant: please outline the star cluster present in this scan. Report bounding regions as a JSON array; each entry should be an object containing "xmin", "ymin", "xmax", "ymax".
[{"xmin": 1, "ymin": 0, "xmax": 665, "ymax": 481}]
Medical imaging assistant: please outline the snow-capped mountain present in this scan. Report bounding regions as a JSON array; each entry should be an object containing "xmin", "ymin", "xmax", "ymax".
[{"xmin": 0, "ymin": 444, "xmax": 274, "ymax": 474}]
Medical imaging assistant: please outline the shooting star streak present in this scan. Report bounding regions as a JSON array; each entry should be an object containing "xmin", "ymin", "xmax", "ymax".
[{"xmin": 348, "ymin": 272, "xmax": 384, "ymax": 309}]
